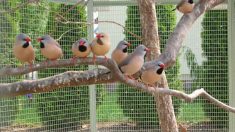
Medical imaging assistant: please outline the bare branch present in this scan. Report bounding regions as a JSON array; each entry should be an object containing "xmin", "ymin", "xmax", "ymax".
[
  {"xmin": 143, "ymin": 0, "xmax": 226, "ymax": 70},
  {"xmin": 0, "ymin": 0, "xmax": 40, "ymax": 14},
  {"xmin": 60, "ymin": 0, "xmax": 84, "ymax": 17},
  {"xmin": 0, "ymin": 57, "xmax": 113, "ymax": 77},
  {"xmin": 154, "ymin": 88, "xmax": 235, "ymax": 113},
  {"xmin": 0, "ymin": 56, "xmax": 159, "ymax": 98},
  {"xmin": 1, "ymin": 63, "xmax": 235, "ymax": 114},
  {"xmin": 0, "ymin": 68, "xmax": 115, "ymax": 97},
  {"xmin": 54, "ymin": 16, "xmax": 143, "ymax": 41}
]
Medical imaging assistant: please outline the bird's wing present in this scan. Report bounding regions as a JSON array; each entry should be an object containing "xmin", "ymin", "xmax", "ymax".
[{"xmin": 118, "ymin": 52, "xmax": 134, "ymax": 68}]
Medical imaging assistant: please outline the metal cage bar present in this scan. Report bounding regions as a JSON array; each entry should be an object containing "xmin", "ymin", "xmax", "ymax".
[{"xmin": 228, "ymin": 0, "xmax": 235, "ymax": 131}]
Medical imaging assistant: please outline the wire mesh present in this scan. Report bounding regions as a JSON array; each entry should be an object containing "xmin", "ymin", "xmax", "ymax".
[{"xmin": 0, "ymin": 0, "xmax": 230, "ymax": 132}]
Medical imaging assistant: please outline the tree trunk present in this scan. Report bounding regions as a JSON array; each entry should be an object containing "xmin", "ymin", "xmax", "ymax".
[{"xmin": 137, "ymin": 0, "xmax": 178, "ymax": 132}]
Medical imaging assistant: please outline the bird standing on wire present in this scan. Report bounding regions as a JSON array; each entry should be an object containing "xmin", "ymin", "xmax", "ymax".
[
  {"xmin": 111, "ymin": 40, "xmax": 131, "ymax": 65},
  {"xmin": 173, "ymin": 0, "xmax": 194, "ymax": 14},
  {"xmin": 37, "ymin": 35, "xmax": 63, "ymax": 62},
  {"xmin": 13, "ymin": 33, "xmax": 35, "ymax": 67},
  {"xmin": 140, "ymin": 61, "xmax": 165, "ymax": 87},
  {"xmin": 91, "ymin": 32, "xmax": 110, "ymax": 62},
  {"xmin": 72, "ymin": 38, "xmax": 91, "ymax": 62},
  {"xmin": 118, "ymin": 45, "xmax": 150, "ymax": 79}
]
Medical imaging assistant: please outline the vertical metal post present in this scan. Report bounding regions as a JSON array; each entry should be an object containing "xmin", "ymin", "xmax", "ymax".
[
  {"xmin": 87, "ymin": 0, "xmax": 97, "ymax": 132},
  {"xmin": 228, "ymin": 0, "xmax": 235, "ymax": 131}
]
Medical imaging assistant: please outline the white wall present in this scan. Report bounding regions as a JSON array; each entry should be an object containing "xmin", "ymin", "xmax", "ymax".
[
  {"xmin": 95, "ymin": 6, "xmax": 204, "ymax": 75},
  {"xmin": 176, "ymin": 11, "xmax": 205, "ymax": 75},
  {"xmin": 94, "ymin": 6, "xmax": 127, "ymax": 58}
]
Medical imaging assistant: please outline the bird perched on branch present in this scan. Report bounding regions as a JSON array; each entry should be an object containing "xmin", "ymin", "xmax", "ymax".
[
  {"xmin": 140, "ymin": 61, "xmax": 165, "ymax": 86},
  {"xmin": 91, "ymin": 32, "xmax": 110, "ymax": 62},
  {"xmin": 72, "ymin": 38, "xmax": 91, "ymax": 60},
  {"xmin": 173, "ymin": 0, "xmax": 194, "ymax": 14},
  {"xmin": 111, "ymin": 40, "xmax": 131, "ymax": 65},
  {"xmin": 13, "ymin": 33, "xmax": 35, "ymax": 67},
  {"xmin": 118, "ymin": 45, "xmax": 150, "ymax": 79},
  {"xmin": 37, "ymin": 35, "xmax": 63, "ymax": 61}
]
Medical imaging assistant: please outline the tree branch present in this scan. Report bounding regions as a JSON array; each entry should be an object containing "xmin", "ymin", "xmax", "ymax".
[
  {"xmin": 143, "ymin": 0, "xmax": 226, "ymax": 70},
  {"xmin": 154, "ymin": 88, "xmax": 235, "ymax": 113},
  {"xmin": 0, "ymin": 68, "xmax": 115, "ymax": 97},
  {"xmin": 0, "ymin": 57, "xmax": 113, "ymax": 77},
  {"xmin": 1, "ymin": 62, "xmax": 235, "ymax": 115}
]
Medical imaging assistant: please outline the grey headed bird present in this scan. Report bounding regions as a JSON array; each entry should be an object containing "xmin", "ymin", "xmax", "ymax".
[
  {"xmin": 37, "ymin": 35, "xmax": 63, "ymax": 61},
  {"xmin": 111, "ymin": 40, "xmax": 131, "ymax": 65},
  {"xmin": 118, "ymin": 45, "xmax": 150, "ymax": 79},
  {"xmin": 173, "ymin": 0, "xmax": 194, "ymax": 14},
  {"xmin": 72, "ymin": 38, "xmax": 91, "ymax": 58},
  {"xmin": 13, "ymin": 33, "xmax": 35, "ymax": 66},
  {"xmin": 140, "ymin": 61, "xmax": 165, "ymax": 86},
  {"xmin": 91, "ymin": 32, "xmax": 110, "ymax": 62}
]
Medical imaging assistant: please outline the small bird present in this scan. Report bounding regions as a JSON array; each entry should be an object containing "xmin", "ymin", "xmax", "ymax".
[
  {"xmin": 37, "ymin": 35, "xmax": 63, "ymax": 61},
  {"xmin": 91, "ymin": 32, "xmax": 110, "ymax": 61},
  {"xmin": 72, "ymin": 38, "xmax": 91, "ymax": 58},
  {"xmin": 111, "ymin": 40, "xmax": 131, "ymax": 65},
  {"xmin": 140, "ymin": 61, "xmax": 165, "ymax": 86},
  {"xmin": 118, "ymin": 45, "xmax": 150, "ymax": 78},
  {"xmin": 172, "ymin": 0, "xmax": 194, "ymax": 14},
  {"xmin": 13, "ymin": 33, "xmax": 35, "ymax": 66}
]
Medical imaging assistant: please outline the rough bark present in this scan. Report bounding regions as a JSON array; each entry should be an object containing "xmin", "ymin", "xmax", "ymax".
[
  {"xmin": 137, "ymin": 0, "xmax": 178, "ymax": 131},
  {"xmin": 143, "ymin": 0, "xmax": 226, "ymax": 71}
]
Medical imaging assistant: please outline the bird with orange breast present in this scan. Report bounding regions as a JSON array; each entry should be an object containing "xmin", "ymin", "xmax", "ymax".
[
  {"xmin": 71, "ymin": 38, "xmax": 91, "ymax": 63},
  {"xmin": 37, "ymin": 35, "xmax": 63, "ymax": 62},
  {"xmin": 118, "ymin": 45, "xmax": 150, "ymax": 79},
  {"xmin": 13, "ymin": 33, "xmax": 35, "ymax": 67},
  {"xmin": 91, "ymin": 32, "xmax": 110, "ymax": 62},
  {"xmin": 140, "ymin": 61, "xmax": 165, "ymax": 87},
  {"xmin": 111, "ymin": 40, "xmax": 131, "ymax": 65},
  {"xmin": 173, "ymin": 0, "xmax": 194, "ymax": 14}
]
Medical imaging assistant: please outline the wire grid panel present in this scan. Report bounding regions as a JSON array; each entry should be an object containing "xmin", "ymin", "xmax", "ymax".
[
  {"xmin": 179, "ymin": 6, "xmax": 228, "ymax": 132},
  {"xmin": 94, "ymin": 3, "xmax": 229, "ymax": 132},
  {"xmin": 0, "ymin": 1, "xmax": 230, "ymax": 132},
  {"xmin": 0, "ymin": 0, "xmax": 91, "ymax": 131},
  {"xmin": 95, "ymin": 4, "xmax": 182, "ymax": 132}
]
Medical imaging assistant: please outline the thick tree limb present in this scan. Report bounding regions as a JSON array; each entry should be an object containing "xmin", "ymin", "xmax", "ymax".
[
  {"xmin": 143, "ymin": 0, "xmax": 226, "ymax": 70},
  {"xmin": 0, "ymin": 68, "xmax": 115, "ymax": 97},
  {"xmin": 137, "ymin": 0, "xmax": 178, "ymax": 132},
  {"xmin": 0, "ymin": 57, "xmax": 114, "ymax": 77},
  {"xmin": 2, "ymin": 64, "xmax": 235, "ymax": 115}
]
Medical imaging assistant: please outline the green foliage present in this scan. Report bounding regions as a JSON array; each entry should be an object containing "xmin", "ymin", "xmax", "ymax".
[
  {"xmin": 0, "ymin": 98, "xmax": 19, "ymax": 127},
  {"xmin": 0, "ymin": 1, "xmax": 21, "ymax": 127},
  {"xmin": 18, "ymin": 0, "xmax": 49, "ymax": 36},
  {"xmin": 37, "ymin": 85, "xmax": 104, "ymax": 131},
  {"xmin": 118, "ymin": 5, "xmax": 183, "ymax": 127},
  {"xmin": 200, "ymin": 10, "xmax": 228, "ymax": 127},
  {"xmin": 37, "ymin": 4, "xmax": 104, "ymax": 131},
  {"xmin": 185, "ymin": 10, "xmax": 228, "ymax": 127}
]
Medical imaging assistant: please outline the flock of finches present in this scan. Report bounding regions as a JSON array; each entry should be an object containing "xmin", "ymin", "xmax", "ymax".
[
  {"xmin": 13, "ymin": 33, "xmax": 165, "ymax": 86},
  {"xmin": 14, "ymin": 0, "xmax": 195, "ymax": 99}
]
